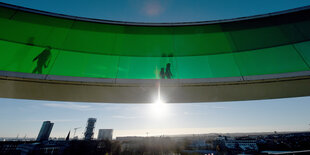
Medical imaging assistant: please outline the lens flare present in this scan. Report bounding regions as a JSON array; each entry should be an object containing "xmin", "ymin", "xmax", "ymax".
[{"xmin": 149, "ymin": 82, "xmax": 168, "ymax": 118}]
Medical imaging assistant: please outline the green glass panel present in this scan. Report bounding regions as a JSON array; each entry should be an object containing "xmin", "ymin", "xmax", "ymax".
[
  {"xmin": 117, "ymin": 56, "xmax": 177, "ymax": 79},
  {"xmin": 0, "ymin": 40, "xmax": 57, "ymax": 74},
  {"xmin": 62, "ymin": 21, "xmax": 122, "ymax": 54},
  {"xmin": 174, "ymin": 25, "xmax": 233, "ymax": 56},
  {"xmin": 294, "ymin": 41, "xmax": 310, "ymax": 67},
  {"xmin": 115, "ymin": 27, "xmax": 174, "ymax": 56},
  {"xmin": 295, "ymin": 21, "xmax": 310, "ymax": 40},
  {"xmin": 177, "ymin": 53, "xmax": 240, "ymax": 79},
  {"xmin": 49, "ymin": 51, "xmax": 119, "ymax": 78},
  {"xmin": 177, "ymin": 56, "xmax": 213, "ymax": 79},
  {"xmin": 278, "ymin": 24, "xmax": 305, "ymax": 43},
  {"xmin": 0, "ymin": 7, "xmax": 15, "ymax": 19},
  {"xmin": 0, "ymin": 11, "xmax": 73, "ymax": 47},
  {"xmin": 229, "ymin": 26, "xmax": 290, "ymax": 51},
  {"xmin": 234, "ymin": 45, "xmax": 309, "ymax": 76},
  {"xmin": 207, "ymin": 53, "xmax": 241, "ymax": 77}
]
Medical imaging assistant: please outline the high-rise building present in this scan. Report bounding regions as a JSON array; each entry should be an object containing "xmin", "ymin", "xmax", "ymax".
[
  {"xmin": 84, "ymin": 118, "xmax": 96, "ymax": 140},
  {"xmin": 97, "ymin": 129, "xmax": 113, "ymax": 140},
  {"xmin": 36, "ymin": 121, "xmax": 54, "ymax": 141}
]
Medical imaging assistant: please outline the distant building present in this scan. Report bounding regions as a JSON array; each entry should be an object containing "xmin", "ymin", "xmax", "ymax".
[
  {"xmin": 84, "ymin": 118, "xmax": 96, "ymax": 140},
  {"xmin": 189, "ymin": 139, "xmax": 210, "ymax": 149},
  {"xmin": 36, "ymin": 121, "xmax": 54, "ymax": 141},
  {"xmin": 97, "ymin": 129, "xmax": 113, "ymax": 140},
  {"xmin": 224, "ymin": 140, "xmax": 258, "ymax": 151},
  {"xmin": 215, "ymin": 136, "xmax": 258, "ymax": 153},
  {"xmin": 17, "ymin": 141, "xmax": 69, "ymax": 154},
  {"xmin": 116, "ymin": 136, "xmax": 144, "ymax": 142}
]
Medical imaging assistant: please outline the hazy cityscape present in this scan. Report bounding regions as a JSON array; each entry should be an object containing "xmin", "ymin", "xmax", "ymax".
[
  {"xmin": 1, "ymin": 96, "xmax": 310, "ymax": 155},
  {"xmin": 1, "ymin": 117, "xmax": 310, "ymax": 154}
]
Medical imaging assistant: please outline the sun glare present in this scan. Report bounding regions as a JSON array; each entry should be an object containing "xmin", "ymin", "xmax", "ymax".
[
  {"xmin": 149, "ymin": 83, "xmax": 168, "ymax": 118},
  {"xmin": 150, "ymin": 98, "xmax": 167, "ymax": 118}
]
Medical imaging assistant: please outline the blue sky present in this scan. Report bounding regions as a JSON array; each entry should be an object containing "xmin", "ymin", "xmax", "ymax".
[
  {"xmin": 0, "ymin": 0, "xmax": 310, "ymax": 139},
  {"xmin": 1, "ymin": 97, "xmax": 310, "ymax": 138},
  {"xmin": 1, "ymin": 0, "xmax": 310, "ymax": 22}
]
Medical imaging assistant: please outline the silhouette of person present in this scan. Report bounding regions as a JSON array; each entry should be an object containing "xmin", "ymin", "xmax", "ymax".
[
  {"xmin": 160, "ymin": 68, "xmax": 165, "ymax": 79},
  {"xmin": 165, "ymin": 63, "xmax": 172, "ymax": 79},
  {"xmin": 32, "ymin": 47, "xmax": 52, "ymax": 74}
]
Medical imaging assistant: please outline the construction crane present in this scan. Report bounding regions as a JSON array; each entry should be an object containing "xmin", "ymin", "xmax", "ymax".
[{"xmin": 73, "ymin": 127, "xmax": 81, "ymax": 137}]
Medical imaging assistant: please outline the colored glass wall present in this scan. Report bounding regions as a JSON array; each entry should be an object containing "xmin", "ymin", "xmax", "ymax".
[{"xmin": 0, "ymin": 4, "xmax": 310, "ymax": 80}]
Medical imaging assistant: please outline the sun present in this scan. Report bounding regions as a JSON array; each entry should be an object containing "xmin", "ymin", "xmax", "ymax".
[
  {"xmin": 149, "ymin": 98, "xmax": 168, "ymax": 119},
  {"xmin": 149, "ymin": 82, "xmax": 169, "ymax": 118}
]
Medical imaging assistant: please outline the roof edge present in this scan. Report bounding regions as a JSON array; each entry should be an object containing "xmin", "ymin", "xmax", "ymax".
[{"xmin": 1, "ymin": 2, "xmax": 310, "ymax": 27}]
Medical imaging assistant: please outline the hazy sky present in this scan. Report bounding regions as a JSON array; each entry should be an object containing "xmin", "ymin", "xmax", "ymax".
[
  {"xmin": 0, "ymin": 0, "xmax": 310, "ymax": 139},
  {"xmin": 1, "ymin": 0, "xmax": 310, "ymax": 22},
  {"xmin": 1, "ymin": 97, "xmax": 310, "ymax": 139}
]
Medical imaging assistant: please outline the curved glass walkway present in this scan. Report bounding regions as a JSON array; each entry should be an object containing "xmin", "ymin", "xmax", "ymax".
[{"xmin": 0, "ymin": 2, "xmax": 310, "ymax": 103}]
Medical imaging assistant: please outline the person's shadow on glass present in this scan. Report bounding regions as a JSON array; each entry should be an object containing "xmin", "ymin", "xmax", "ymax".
[
  {"xmin": 165, "ymin": 63, "xmax": 172, "ymax": 79},
  {"xmin": 32, "ymin": 47, "xmax": 52, "ymax": 74},
  {"xmin": 159, "ymin": 63, "xmax": 173, "ymax": 79},
  {"xmin": 160, "ymin": 68, "xmax": 165, "ymax": 79}
]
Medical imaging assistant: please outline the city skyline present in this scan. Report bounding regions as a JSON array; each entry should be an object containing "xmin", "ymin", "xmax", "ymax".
[{"xmin": 1, "ymin": 96, "xmax": 310, "ymax": 139}]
